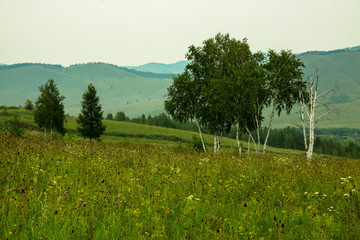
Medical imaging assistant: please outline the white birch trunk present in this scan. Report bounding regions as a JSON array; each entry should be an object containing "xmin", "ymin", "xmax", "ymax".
[
  {"xmin": 247, "ymin": 135, "xmax": 250, "ymax": 155},
  {"xmin": 246, "ymin": 127, "xmax": 258, "ymax": 153},
  {"xmin": 306, "ymin": 70, "xmax": 319, "ymax": 163},
  {"xmin": 299, "ymin": 90, "xmax": 308, "ymax": 150},
  {"xmin": 236, "ymin": 122, "xmax": 242, "ymax": 156},
  {"xmin": 254, "ymin": 110, "xmax": 261, "ymax": 155},
  {"xmin": 256, "ymin": 126, "xmax": 260, "ymax": 155},
  {"xmin": 263, "ymin": 99, "xmax": 277, "ymax": 154},
  {"xmin": 44, "ymin": 128, "xmax": 47, "ymax": 140},
  {"xmin": 306, "ymin": 80, "xmax": 316, "ymax": 163},
  {"xmin": 195, "ymin": 120, "xmax": 206, "ymax": 153},
  {"xmin": 214, "ymin": 135, "xmax": 217, "ymax": 153},
  {"xmin": 218, "ymin": 134, "xmax": 222, "ymax": 152}
]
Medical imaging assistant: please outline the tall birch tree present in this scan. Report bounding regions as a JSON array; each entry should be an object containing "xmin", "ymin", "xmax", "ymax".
[
  {"xmin": 185, "ymin": 33, "xmax": 256, "ymax": 152},
  {"xmin": 299, "ymin": 69, "xmax": 334, "ymax": 163},
  {"xmin": 164, "ymin": 71, "xmax": 207, "ymax": 152},
  {"xmin": 262, "ymin": 50, "xmax": 305, "ymax": 154}
]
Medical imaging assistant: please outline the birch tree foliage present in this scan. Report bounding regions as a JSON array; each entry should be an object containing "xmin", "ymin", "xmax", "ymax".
[
  {"xmin": 185, "ymin": 33, "xmax": 256, "ymax": 152},
  {"xmin": 34, "ymin": 79, "xmax": 66, "ymax": 138},
  {"xmin": 228, "ymin": 52, "xmax": 267, "ymax": 155},
  {"xmin": 262, "ymin": 50, "xmax": 305, "ymax": 154},
  {"xmin": 164, "ymin": 71, "xmax": 207, "ymax": 152}
]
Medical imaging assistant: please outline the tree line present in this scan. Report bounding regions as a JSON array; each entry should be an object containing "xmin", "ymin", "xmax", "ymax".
[
  {"xmin": 105, "ymin": 111, "xmax": 200, "ymax": 132},
  {"xmin": 106, "ymin": 110, "xmax": 360, "ymax": 159}
]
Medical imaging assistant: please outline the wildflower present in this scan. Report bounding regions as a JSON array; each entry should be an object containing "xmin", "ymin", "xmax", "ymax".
[
  {"xmin": 75, "ymin": 206, "xmax": 78, "ymax": 209},
  {"xmin": 83, "ymin": 202, "xmax": 87, "ymax": 206},
  {"xmin": 115, "ymin": 201, "xmax": 118, "ymax": 205},
  {"xmin": 117, "ymin": 195, "xmax": 121, "ymax": 198},
  {"xmin": 187, "ymin": 195, "xmax": 194, "ymax": 200},
  {"xmin": 6, "ymin": 189, "xmax": 12, "ymax": 193},
  {"xmin": 64, "ymin": 191, "xmax": 69, "ymax": 195}
]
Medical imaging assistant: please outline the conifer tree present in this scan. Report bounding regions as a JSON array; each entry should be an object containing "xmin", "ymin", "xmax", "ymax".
[
  {"xmin": 34, "ymin": 79, "xmax": 66, "ymax": 138},
  {"xmin": 77, "ymin": 84, "xmax": 105, "ymax": 141}
]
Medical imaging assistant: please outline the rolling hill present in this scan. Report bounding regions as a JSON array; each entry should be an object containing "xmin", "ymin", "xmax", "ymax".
[
  {"xmin": 0, "ymin": 63, "xmax": 173, "ymax": 117},
  {"xmin": 271, "ymin": 50, "xmax": 360, "ymax": 129},
  {"xmin": 0, "ymin": 46, "xmax": 359, "ymax": 128}
]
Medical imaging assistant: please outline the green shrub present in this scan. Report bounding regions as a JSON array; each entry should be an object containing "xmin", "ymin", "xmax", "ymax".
[
  {"xmin": 9, "ymin": 115, "xmax": 24, "ymax": 136},
  {"xmin": 189, "ymin": 135, "xmax": 203, "ymax": 151}
]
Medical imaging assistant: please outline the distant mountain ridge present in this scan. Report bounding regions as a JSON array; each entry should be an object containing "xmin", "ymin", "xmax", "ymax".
[
  {"xmin": 297, "ymin": 45, "xmax": 360, "ymax": 57},
  {"xmin": 0, "ymin": 62, "xmax": 174, "ymax": 79},
  {"xmin": 125, "ymin": 60, "xmax": 188, "ymax": 74}
]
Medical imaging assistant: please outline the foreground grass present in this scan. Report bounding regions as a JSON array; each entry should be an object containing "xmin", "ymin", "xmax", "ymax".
[{"xmin": 1, "ymin": 132, "xmax": 360, "ymax": 239}]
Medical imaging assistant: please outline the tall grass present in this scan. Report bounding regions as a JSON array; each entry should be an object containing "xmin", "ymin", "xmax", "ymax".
[{"xmin": 1, "ymin": 132, "xmax": 360, "ymax": 239}]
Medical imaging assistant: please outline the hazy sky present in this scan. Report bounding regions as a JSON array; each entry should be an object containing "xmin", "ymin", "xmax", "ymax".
[{"xmin": 1, "ymin": 0, "xmax": 359, "ymax": 66}]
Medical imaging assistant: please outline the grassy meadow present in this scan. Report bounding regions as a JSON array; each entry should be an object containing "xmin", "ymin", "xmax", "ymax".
[{"xmin": 1, "ymin": 109, "xmax": 360, "ymax": 239}]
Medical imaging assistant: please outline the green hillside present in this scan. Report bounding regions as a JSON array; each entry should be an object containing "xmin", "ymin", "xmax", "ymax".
[
  {"xmin": 269, "ymin": 51, "xmax": 360, "ymax": 129},
  {"xmin": 0, "ymin": 63, "xmax": 172, "ymax": 117}
]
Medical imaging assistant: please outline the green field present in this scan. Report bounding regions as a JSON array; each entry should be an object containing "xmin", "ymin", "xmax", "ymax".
[
  {"xmin": 1, "ymin": 108, "xmax": 360, "ymax": 239},
  {"xmin": 1, "ymin": 131, "xmax": 360, "ymax": 239},
  {"xmin": 0, "ymin": 108, "xmax": 303, "ymax": 155}
]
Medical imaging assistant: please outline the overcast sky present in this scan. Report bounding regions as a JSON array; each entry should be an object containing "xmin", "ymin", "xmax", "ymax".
[{"xmin": 1, "ymin": 0, "xmax": 359, "ymax": 66}]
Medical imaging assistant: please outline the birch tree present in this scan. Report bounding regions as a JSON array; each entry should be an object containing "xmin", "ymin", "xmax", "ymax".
[
  {"xmin": 262, "ymin": 50, "xmax": 305, "ymax": 154},
  {"xmin": 185, "ymin": 33, "xmax": 256, "ymax": 153},
  {"xmin": 234, "ymin": 52, "xmax": 267, "ymax": 155},
  {"xmin": 166, "ymin": 33, "xmax": 270, "ymax": 154},
  {"xmin": 164, "ymin": 71, "xmax": 207, "ymax": 152},
  {"xmin": 299, "ymin": 68, "xmax": 334, "ymax": 163}
]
